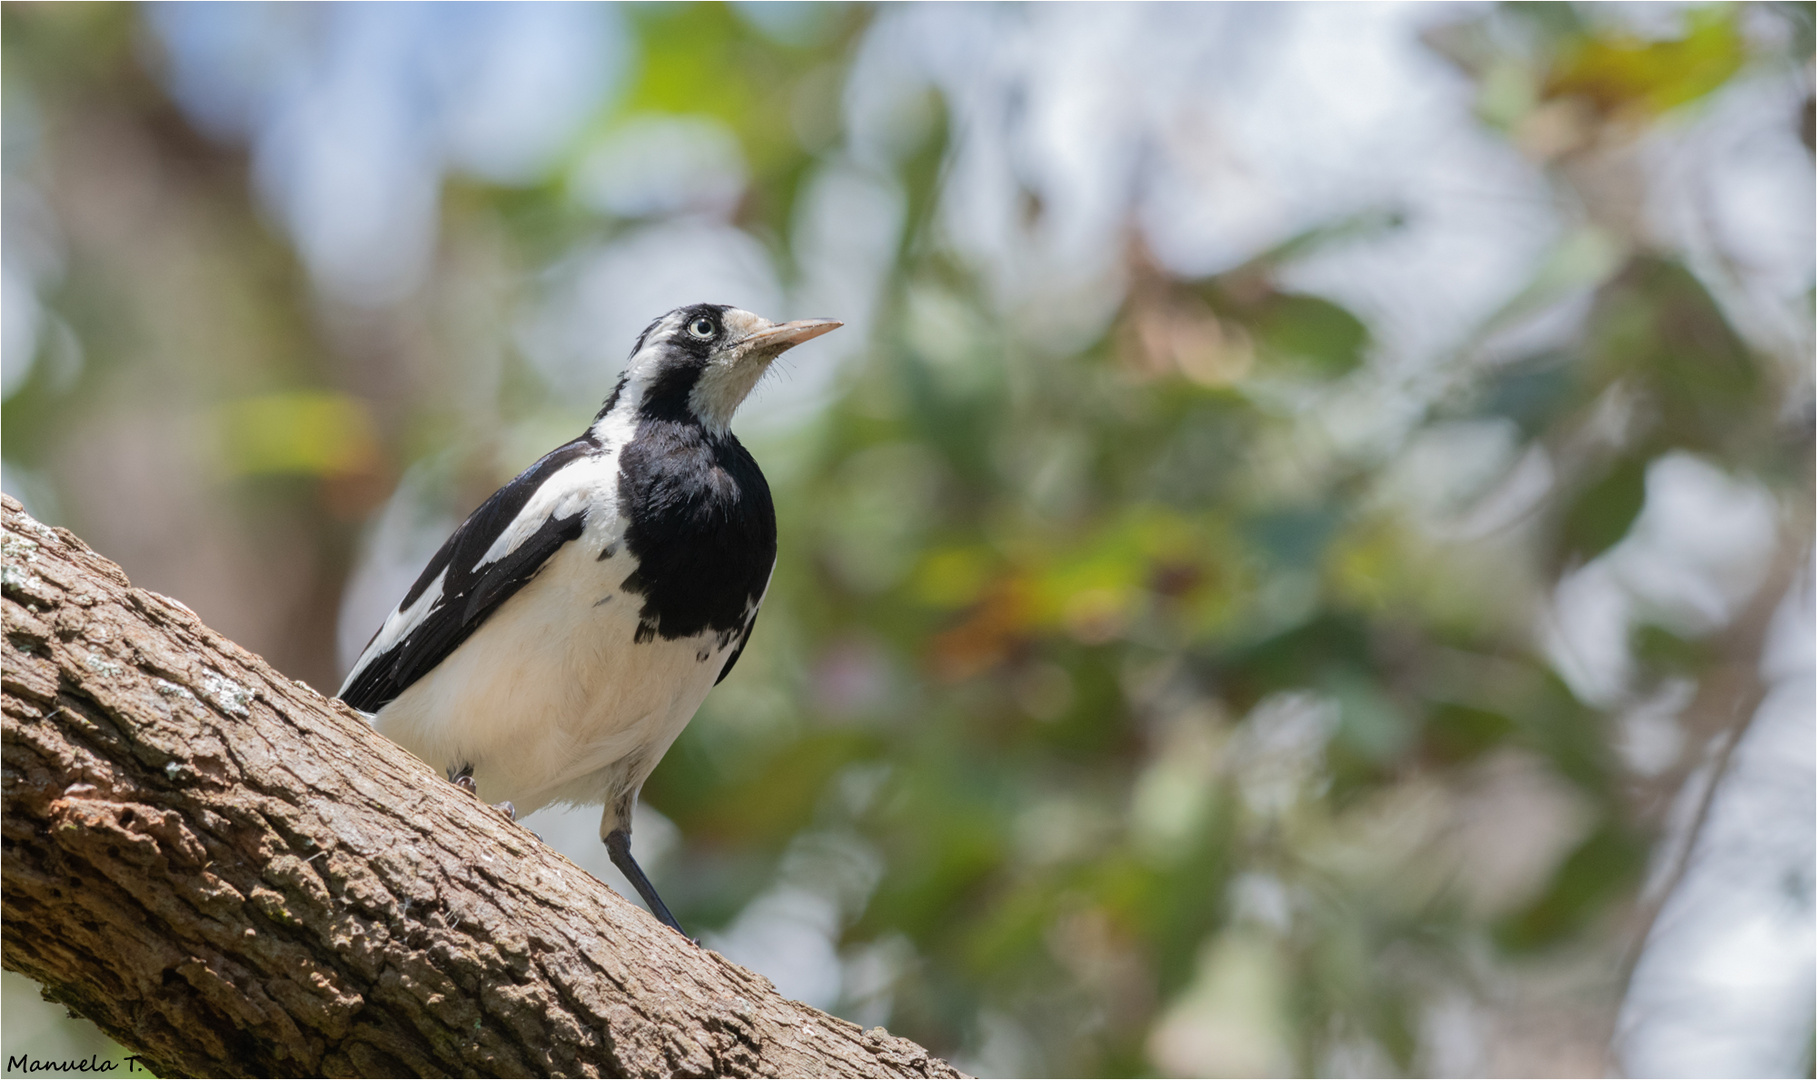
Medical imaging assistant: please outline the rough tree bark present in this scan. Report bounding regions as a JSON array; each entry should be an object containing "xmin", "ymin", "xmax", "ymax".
[{"xmin": 0, "ymin": 494, "xmax": 962, "ymax": 1079}]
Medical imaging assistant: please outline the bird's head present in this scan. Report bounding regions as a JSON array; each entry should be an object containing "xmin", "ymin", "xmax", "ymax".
[{"xmin": 606, "ymin": 304, "xmax": 841, "ymax": 435}]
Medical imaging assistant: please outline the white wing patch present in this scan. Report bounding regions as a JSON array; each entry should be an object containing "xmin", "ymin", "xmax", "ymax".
[
  {"xmin": 476, "ymin": 454, "xmax": 620, "ymax": 569},
  {"xmin": 339, "ymin": 566, "xmax": 447, "ymax": 700}
]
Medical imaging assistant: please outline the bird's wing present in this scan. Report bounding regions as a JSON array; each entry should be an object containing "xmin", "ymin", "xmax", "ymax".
[
  {"xmin": 715, "ymin": 564, "xmax": 773, "ymax": 685},
  {"xmin": 339, "ymin": 439, "xmax": 605, "ymax": 713}
]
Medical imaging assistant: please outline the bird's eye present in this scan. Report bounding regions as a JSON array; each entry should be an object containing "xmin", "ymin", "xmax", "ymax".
[{"xmin": 687, "ymin": 317, "xmax": 716, "ymax": 340}]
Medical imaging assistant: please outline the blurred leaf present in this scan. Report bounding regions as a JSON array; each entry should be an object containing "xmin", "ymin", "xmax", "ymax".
[
  {"xmin": 1327, "ymin": 674, "xmax": 1416, "ymax": 766},
  {"xmin": 1216, "ymin": 613, "xmax": 1372, "ymax": 710},
  {"xmin": 1545, "ymin": 7, "xmax": 1746, "ymax": 118},
  {"xmin": 1154, "ymin": 214, "xmax": 1393, "ymax": 384},
  {"xmin": 1477, "ymin": 353, "xmax": 1576, "ymax": 435},
  {"xmin": 1779, "ymin": 2, "xmax": 1816, "ymax": 66},
  {"xmin": 0, "ymin": 4, "xmax": 138, "ymax": 91},
  {"xmin": 651, "ymin": 730, "xmax": 874, "ymax": 847},
  {"xmin": 1557, "ymin": 455, "xmax": 1647, "ymax": 563},
  {"xmin": 1505, "ymin": 2, "xmax": 1589, "ymax": 42},
  {"xmin": 1219, "ymin": 208, "xmax": 1406, "ymax": 280},
  {"xmin": 1518, "ymin": 674, "xmax": 1620, "ymax": 797},
  {"xmin": 863, "ymin": 757, "xmax": 1014, "ymax": 943},
  {"xmin": 1476, "ymin": 57, "xmax": 1542, "ymax": 130},
  {"xmin": 1138, "ymin": 823, "xmax": 1236, "ymax": 995},
  {"xmin": 623, "ymin": 5, "xmax": 799, "ymax": 170},
  {"xmin": 1423, "ymin": 701, "xmax": 1518, "ymax": 763},
  {"xmin": 925, "ymin": 579, "xmax": 1036, "ymax": 682},
  {"xmin": 1247, "ymin": 506, "xmax": 1343, "ymax": 571},
  {"xmin": 214, "ymin": 392, "xmax": 381, "ymax": 478},
  {"xmin": 1496, "ymin": 825, "xmax": 1649, "ymax": 951},
  {"xmin": 1586, "ymin": 256, "xmax": 1765, "ymax": 454},
  {"xmin": 1630, "ymin": 622, "xmax": 1711, "ymax": 682},
  {"xmin": 1478, "ymin": 228, "xmax": 1627, "ymax": 339},
  {"xmin": 1246, "ymin": 294, "xmax": 1370, "ymax": 377},
  {"xmin": 894, "ymin": 93, "xmax": 953, "ymax": 265},
  {"xmin": 611, "ymin": 3, "xmax": 866, "ymax": 243},
  {"xmin": 914, "ymin": 546, "xmax": 997, "ymax": 610}
]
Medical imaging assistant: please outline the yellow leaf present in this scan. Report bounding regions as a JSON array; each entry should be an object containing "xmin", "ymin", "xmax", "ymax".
[
  {"xmin": 1545, "ymin": 8, "xmax": 1746, "ymax": 119},
  {"xmin": 215, "ymin": 392, "xmax": 381, "ymax": 478}
]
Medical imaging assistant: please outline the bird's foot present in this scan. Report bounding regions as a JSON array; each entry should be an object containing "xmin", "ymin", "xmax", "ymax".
[{"xmin": 446, "ymin": 767, "xmax": 515, "ymax": 823}]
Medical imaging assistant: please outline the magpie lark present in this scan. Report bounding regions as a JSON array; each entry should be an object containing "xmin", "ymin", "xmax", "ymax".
[{"xmin": 339, "ymin": 304, "xmax": 840, "ymax": 935}]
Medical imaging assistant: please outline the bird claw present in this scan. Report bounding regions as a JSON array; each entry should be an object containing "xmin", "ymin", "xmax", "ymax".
[{"xmin": 448, "ymin": 771, "xmax": 514, "ymax": 822}]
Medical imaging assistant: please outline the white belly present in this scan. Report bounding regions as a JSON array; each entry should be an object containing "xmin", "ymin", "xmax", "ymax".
[{"xmin": 369, "ymin": 539, "xmax": 732, "ymax": 819}]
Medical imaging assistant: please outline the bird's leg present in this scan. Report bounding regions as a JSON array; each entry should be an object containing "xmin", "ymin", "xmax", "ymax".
[{"xmin": 603, "ymin": 828, "xmax": 686, "ymax": 937}]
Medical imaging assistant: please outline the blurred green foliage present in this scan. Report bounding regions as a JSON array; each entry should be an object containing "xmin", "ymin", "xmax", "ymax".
[
  {"xmin": 2, "ymin": 3, "xmax": 1810, "ymax": 1077},
  {"xmin": 1545, "ymin": 5, "xmax": 1747, "ymax": 118}
]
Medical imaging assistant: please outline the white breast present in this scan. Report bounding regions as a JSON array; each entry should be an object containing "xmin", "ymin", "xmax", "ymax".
[{"xmin": 368, "ymin": 530, "xmax": 736, "ymax": 818}]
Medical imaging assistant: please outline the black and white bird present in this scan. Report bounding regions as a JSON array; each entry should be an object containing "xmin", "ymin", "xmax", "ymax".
[{"xmin": 338, "ymin": 304, "xmax": 839, "ymax": 935}]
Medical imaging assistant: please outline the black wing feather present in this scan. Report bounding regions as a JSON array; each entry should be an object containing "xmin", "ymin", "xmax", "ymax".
[
  {"xmin": 715, "ymin": 606, "xmax": 761, "ymax": 685},
  {"xmin": 340, "ymin": 438, "xmax": 597, "ymax": 713}
]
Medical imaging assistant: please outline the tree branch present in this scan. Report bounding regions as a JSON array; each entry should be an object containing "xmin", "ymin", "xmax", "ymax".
[{"xmin": 0, "ymin": 494, "xmax": 961, "ymax": 1079}]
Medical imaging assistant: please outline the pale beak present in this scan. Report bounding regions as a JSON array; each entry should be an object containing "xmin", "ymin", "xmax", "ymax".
[{"xmin": 740, "ymin": 318, "xmax": 843, "ymax": 356}]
